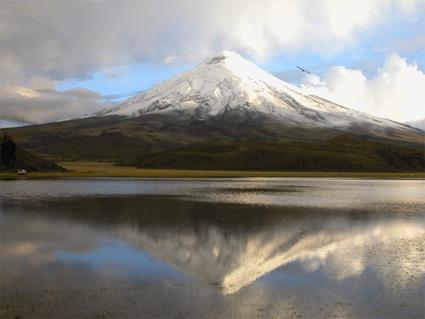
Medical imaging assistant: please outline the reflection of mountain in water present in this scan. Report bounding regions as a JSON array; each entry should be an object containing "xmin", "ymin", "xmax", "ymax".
[
  {"xmin": 2, "ymin": 195, "xmax": 425, "ymax": 295},
  {"xmin": 115, "ymin": 208, "xmax": 425, "ymax": 294}
]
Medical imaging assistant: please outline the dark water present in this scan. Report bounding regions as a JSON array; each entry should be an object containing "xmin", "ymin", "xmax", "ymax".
[{"xmin": 0, "ymin": 178, "xmax": 424, "ymax": 318}]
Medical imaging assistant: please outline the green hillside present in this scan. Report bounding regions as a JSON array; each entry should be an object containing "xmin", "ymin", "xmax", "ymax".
[
  {"xmin": 14, "ymin": 149, "xmax": 66, "ymax": 172},
  {"xmin": 1, "ymin": 114, "xmax": 424, "ymax": 172},
  {"xmin": 0, "ymin": 135, "xmax": 65, "ymax": 172},
  {"xmin": 121, "ymin": 135, "xmax": 424, "ymax": 172}
]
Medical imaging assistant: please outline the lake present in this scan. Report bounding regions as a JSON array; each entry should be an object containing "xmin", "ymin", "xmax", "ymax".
[{"xmin": 1, "ymin": 178, "xmax": 424, "ymax": 318}]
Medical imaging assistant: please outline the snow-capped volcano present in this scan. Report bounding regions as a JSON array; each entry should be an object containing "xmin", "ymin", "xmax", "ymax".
[
  {"xmin": 3, "ymin": 51, "xmax": 423, "ymax": 170},
  {"xmin": 101, "ymin": 50, "xmax": 409, "ymax": 130}
]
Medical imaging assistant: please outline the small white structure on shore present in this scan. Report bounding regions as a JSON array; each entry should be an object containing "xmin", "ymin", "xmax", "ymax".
[{"xmin": 17, "ymin": 169, "xmax": 28, "ymax": 175}]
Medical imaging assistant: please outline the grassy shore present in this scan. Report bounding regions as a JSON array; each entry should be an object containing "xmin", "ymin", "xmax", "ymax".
[{"xmin": 1, "ymin": 161, "xmax": 424, "ymax": 179}]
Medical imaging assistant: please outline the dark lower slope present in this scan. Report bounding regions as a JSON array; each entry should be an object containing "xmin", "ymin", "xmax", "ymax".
[
  {"xmin": 1, "ymin": 113, "xmax": 424, "ymax": 172},
  {"xmin": 121, "ymin": 135, "xmax": 424, "ymax": 172},
  {"xmin": 0, "ymin": 114, "xmax": 348, "ymax": 161},
  {"xmin": 1, "ymin": 148, "xmax": 65, "ymax": 172},
  {"xmin": 16, "ymin": 149, "xmax": 65, "ymax": 172}
]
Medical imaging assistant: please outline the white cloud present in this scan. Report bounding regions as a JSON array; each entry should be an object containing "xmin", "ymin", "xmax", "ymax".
[
  {"xmin": 0, "ymin": 0, "xmax": 424, "ymax": 83},
  {"xmin": 301, "ymin": 53, "xmax": 425, "ymax": 122},
  {"xmin": 0, "ymin": 0, "xmax": 424, "ymax": 124}
]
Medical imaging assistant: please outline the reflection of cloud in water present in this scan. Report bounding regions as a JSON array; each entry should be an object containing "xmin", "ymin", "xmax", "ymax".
[
  {"xmin": 1, "ymin": 204, "xmax": 424, "ymax": 296},
  {"xmin": 199, "ymin": 183, "xmax": 425, "ymax": 210},
  {"xmin": 1, "ymin": 177, "xmax": 425, "ymax": 319},
  {"xmin": 115, "ymin": 217, "xmax": 425, "ymax": 294},
  {"xmin": 301, "ymin": 223, "xmax": 425, "ymax": 282},
  {"xmin": 1, "ymin": 216, "xmax": 100, "ymax": 269},
  {"xmin": 1, "ymin": 210, "xmax": 424, "ymax": 295},
  {"xmin": 1, "ymin": 193, "xmax": 425, "ymax": 318}
]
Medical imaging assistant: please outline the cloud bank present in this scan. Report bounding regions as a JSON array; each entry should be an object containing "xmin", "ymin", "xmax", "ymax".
[
  {"xmin": 1, "ymin": 0, "xmax": 424, "ymax": 83},
  {"xmin": 0, "ymin": 0, "xmax": 424, "ymax": 124},
  {"xmin": 0, "ymin": 85, "xmax": 110, "ymax": 124},
  {"xmin": 2, "ymin": 53, "xmax": 424, "ymax": 125},
  {"xmin": 300, "ymin": 53, "xmax": 425, "ymax": 123}
]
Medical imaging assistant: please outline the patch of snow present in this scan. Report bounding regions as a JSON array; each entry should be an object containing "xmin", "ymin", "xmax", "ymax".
[{"xmin": 100, "ymin": 50, "xmax": 410, "ymax": 131}]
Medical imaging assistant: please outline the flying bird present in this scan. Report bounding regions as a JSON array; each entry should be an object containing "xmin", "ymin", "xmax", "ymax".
[{"xmin": 297, "ymin": 66, "xmax": 312, "ymax": 74}]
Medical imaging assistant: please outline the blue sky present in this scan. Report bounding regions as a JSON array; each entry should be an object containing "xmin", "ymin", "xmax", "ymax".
[
  {"xmin": 57, "ymin": 17, "xmax": 424, "ymax": 102},
  {"xmin": 58, "ymin": 63, "xmax": 195, "ymax": 101}
]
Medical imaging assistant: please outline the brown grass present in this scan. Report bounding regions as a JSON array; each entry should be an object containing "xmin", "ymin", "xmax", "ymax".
[{"xmin": 1, "ymin": 161, "xmax": 424, "ymax": 179}]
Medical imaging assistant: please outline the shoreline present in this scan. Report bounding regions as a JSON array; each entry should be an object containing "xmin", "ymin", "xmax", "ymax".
[{"xmin": 1, "ymin": 161, "xmax": 424, "ymax": 179}]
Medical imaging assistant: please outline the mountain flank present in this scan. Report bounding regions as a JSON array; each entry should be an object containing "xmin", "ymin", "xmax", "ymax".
[{"xmin": 1, "ymin": 51, "xmax": 424, "ymax": 172}]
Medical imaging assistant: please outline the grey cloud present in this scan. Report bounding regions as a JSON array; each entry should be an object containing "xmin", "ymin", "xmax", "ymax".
[
  {"xmin": 1, "ymin": 0, "xmax": 424, "ymax": 83},
  {"xmin": 1, "ymin": 0, "xmax": 424, "ymax": 124},
  {"xmin": 0, "ymin": 0, "xmax": 217, "ymax": 83},
  {"xmin": 0, "ymin": 85, "xmax": 113, "ymax": 124}
]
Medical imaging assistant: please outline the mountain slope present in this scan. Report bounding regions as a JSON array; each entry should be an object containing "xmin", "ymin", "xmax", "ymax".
[
  {"xmin": 1, "ymin": 51, "xmax": 424, "ymax": 171},
  {"xmin": 0, "ymin": 147, "xmax": 65, "ymax": 172},
  {"xmin": 100, "ymin": 51, "xmax": 415, "ymax": 134}
]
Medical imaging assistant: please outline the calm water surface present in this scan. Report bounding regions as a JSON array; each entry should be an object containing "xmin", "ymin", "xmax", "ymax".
[{"xmin": 1, "ymin": 178, "xmax": 424, "ymax": 318}]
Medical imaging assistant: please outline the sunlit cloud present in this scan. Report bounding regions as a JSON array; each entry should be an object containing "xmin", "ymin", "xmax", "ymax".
[{"xmin": 300, "ymin": 53, "xmax": 425, "ymax": 122}]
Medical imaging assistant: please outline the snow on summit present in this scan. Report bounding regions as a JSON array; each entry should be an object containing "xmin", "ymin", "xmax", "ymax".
[{"xmin": 101, "ymin": 51, "xmax": 409, "ymax": 130}]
